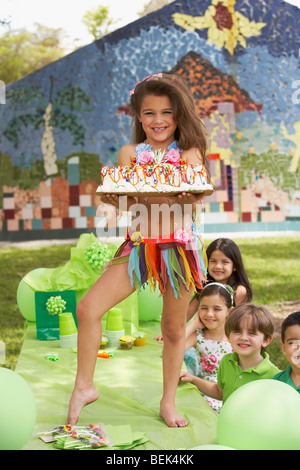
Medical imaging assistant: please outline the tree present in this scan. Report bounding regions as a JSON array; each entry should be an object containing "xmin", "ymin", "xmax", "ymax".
[
  {"xmin": 0, "ymin": 23, "xmax": 66, "ymax": 85},
  {"xmin": 82, "ymin": 5, "xmax": 119, "ymax": 41},
  {"xmin": 4, "ymin": 78, "xmax": 91, "ymax": 176}
]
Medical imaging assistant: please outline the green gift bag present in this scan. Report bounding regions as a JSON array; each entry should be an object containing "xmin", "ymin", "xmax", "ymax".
[{"xmin": 35, "ymin": 290, "xmax": 77, "ymax": 341}]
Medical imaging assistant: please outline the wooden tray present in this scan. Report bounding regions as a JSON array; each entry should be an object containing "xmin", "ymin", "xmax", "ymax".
[{"xmin": 96, "ymin": 188, "xmax": 214, "ymax": 198}]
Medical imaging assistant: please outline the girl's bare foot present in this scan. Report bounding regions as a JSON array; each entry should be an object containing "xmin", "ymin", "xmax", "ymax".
[
  {"xmin": 160, "ymin": 401, "xmax": 188, "ymax": 428},
  {"xmin": 66, "ymin": 385, "xmax": 99, "ymax": 425}
]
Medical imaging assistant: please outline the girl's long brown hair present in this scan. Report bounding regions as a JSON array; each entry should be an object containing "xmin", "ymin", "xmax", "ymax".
[
  {"xmin": 129, "ymin": 73, "xmax": 207, "ymax": 164},
  {"xmin": 206, "ymin": 238, "xmax": 253, "ymax": 302}
]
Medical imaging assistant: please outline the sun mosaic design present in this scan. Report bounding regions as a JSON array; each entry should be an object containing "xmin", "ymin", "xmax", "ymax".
[{"xmin": 173, "ymin": 0, "xmax": 266, "ymax": 55}]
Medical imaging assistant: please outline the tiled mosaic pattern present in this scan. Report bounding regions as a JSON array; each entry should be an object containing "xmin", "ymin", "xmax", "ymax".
[
  {"xmin": 2, "ymin": 157, "xmax": 101, "ymax": 232},
  {"xmin": 0, "ymin": 0, "xmax": 299, "ymax": 239}
]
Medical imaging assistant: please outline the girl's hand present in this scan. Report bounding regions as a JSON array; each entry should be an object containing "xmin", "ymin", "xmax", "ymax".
[
  {"xmin": 100, "ymin": 194, "xmax": 120, "ymax": 207},
  {"xmin": 195, "ymin": 312, "xmax": 205, "ymax": 330},
  {"xmin": 179, "ymin": 370, "xmax": 194, "ymax": 384},
  {"xmin": 167, "ymin": 192, "xmax": 204, "ymax": 207},
  {"xmin": 189, "ymin": 312, "xmax": 205, "ymax": 331},
  {"xmin": 100, "ymin": 194, "xmax": 137, "ymax": 210}
]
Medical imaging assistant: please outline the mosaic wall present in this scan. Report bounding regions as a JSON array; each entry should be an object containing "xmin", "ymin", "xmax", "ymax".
[{"xmin": 0, "ymin": 0, "xmax": 299, "ymax": 241}]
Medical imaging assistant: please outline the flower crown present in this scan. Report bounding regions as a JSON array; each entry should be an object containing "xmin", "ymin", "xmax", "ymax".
[
  {"xmin": 130, "ymin": 73, "xmax": 163, "ymax": 96},
  {"xmin": 203, "ymin": 281, "xmax": 234, "ymax": 306}
]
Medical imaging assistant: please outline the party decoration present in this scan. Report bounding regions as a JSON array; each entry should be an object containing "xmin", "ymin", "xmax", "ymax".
[
  {"xmin": 16, "ymin": 268, "xmax": 46, "ymax": 322},
  {"xmin": 114, "ymin": 292, "xmax": 140, "ymax": 335},
  {"xmin": 46, "ymin": 295, "xmax": 66, "ymax": 316},
  {"xmin": 84, "ymin": 241, "xmax": 111, "ymax": 271},
  {"xmin": 75, "ymin": 287, "xmax": 89, "ymax": 304},
  {"xmin": 133, "ymin": 331, "xmax": 146, "ymax": 346},
  {"xmin": 217, "ymin": 380, "xmax": 300, "ymax": 450},
  {"xmin": 45, "ymin": 353, "xmax": 60, "ymax": 361},
  {"xmin": 97, "ymin": 351, "xmax": 111, "ymax": 358},
  {"xmin": 35, "ymin": 290, "xmax": 77, "ymax": 341},
  {"xmin": 138, "ymin": 283, "xmax": 162, "ymax": 321},
  {"xmin": 39, "ymin": 423, "xmax": 148, "ymax": 450},
  {"xmin": 0, "ymin": 368, "xmax": 36, "ymax": 450},
  {"xmin": 100, "ymin": 335, "xmax": 108, "ymax": 349},
  {"xmin": 21, "ymin": 234, "xmax": 119, "ymax": 300},
  {"xmin": 39, "ymin": 424, "xmax": 111, "ymax": 450},
  {"xmin": 119, "ymin": 335, "xmax": 135, "ymax": 350},
  {"xmin": 59, "ymin": 311, "xmax": 78, "ymax": 349},
  {"xmin": 104, "ymin": 307, "xmax": 125, "ymax": 348}
]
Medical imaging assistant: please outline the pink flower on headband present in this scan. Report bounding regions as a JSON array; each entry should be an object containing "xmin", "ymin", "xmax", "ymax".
[
  {"xmin": 130, "ymin": 73, "xmax": 163, "ymax": 96},
  {"xmin": 144, "ymin": 73, "xmax": 163, "ymax": 80},
  {"xmin": 138, "ymin": 150, "xmax": 155, "ymax": 165},
  {"xmin": 130, "ymin": 81, "xmax": 140, "ymax": 95}
]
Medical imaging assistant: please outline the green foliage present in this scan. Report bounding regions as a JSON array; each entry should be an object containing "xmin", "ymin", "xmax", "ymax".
[
  {"xmin": 5, "ymin": 83, "xmax": 91, "ymax": 149},
  {"xmin": 0, "ymin": 150, "xmax": 102, "ymax": 208},
  {"xmin": 57, "ymin": 152, "xmax": 102, "ymax": 182},
  {"xmin": 4, "ymin": 114, "xmax": 44, "ymax": 147},
  {"xmin": 240, "ymin": 150, "xmax": 299, "ymax": 197},
  {"xmin": 82, "ymin": 5, "xmax": 119, "ymax": 40},
  {"xmin": 6, "ymin": 85, "xmax": 45, "ymax": 108},
  {"xmin": 53, "ymin": 86, "xmax": 91, "ymax": 112},
  {"xmin": 0, "ymin": 152, "xmax": 45, "ymax": 205},
  {"xmin": 0, "ymin": 24, "xmax": 66, "ymax": 85}
]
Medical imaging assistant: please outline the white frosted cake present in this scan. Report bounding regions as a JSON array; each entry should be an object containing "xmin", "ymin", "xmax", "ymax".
[{"xmin": 96, "ymin": 163, "xmax": 213, "ymax": 197}]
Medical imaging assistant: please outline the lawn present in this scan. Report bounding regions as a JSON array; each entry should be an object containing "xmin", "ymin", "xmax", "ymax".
[
  {"xmin": 0, "ymin": 244, "xmax": 72, "ymax": 370},
  {"xmin": 0, "ymin": 236, "xmax": 299, "ymax": 370}
]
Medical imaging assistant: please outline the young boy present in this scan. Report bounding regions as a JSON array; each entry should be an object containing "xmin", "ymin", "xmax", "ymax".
[
  {"xmin": 273, "ymin": 311, "xmax": 300, "ymax": 394},
  {"xmin": 180, "ymin": 303, "xmax": 280, "ymax": 404}
]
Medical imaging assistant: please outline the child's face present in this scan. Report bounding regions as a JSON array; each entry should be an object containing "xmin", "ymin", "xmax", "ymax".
[
  {"xmin": 138, "ymin": 94, "xmax": 177, "ymax": 146},
  {"xmin": 208, "ymin": 249, "xmax": 234, "ymax": 284},
  {"xmin": 198, "ymin": 294, "xmax": 229, "ymax": 331},
  {"xmin": 281, "ymin": 325, "xmax": 300, "ymax": 369},
  {"xmin": 229, "ymin": 318, "xmax": 271, "ymax": 358}
]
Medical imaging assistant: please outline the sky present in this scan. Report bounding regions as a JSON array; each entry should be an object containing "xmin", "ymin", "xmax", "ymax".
[
  {"xmin": 1, "ymin": 0, "xmax": 299, "ymax": 51},
  {"xmin": 1, "ymin": 0, "xmax": 148, "ymax": 50}
]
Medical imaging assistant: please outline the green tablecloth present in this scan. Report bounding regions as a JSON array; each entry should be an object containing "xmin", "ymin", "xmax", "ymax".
[{"xmin": 16, "ymin": 322, "xmax": 218, "ymax": 450}]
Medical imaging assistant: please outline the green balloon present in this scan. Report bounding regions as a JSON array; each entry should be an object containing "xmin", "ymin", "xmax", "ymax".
[
  {"xmin": 190, "ymin": 444, "xmax": 235, "ymax": 450},
  {"xmin": 0, "ymin": 368, "xmax": 36, "ymax": 450},
  {"xmin": 138, "ymin": 283, "xmax": 163, "ymax": 321},
  {"xmin": 16, "ymin": 268, "xmax": 45, "ymax": 322},
  {"xmin": 217, "ymin": 379, "xmax": 300, "ymax": 450}
]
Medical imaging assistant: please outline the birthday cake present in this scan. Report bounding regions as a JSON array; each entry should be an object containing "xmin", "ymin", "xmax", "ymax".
[{"xmin": 96, "ymin": 142, "xmax": 214, "ymax": 197}]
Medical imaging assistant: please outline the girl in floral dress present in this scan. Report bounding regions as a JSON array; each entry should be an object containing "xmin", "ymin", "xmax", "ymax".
[
  {"xmin": 182, "ymin": 282, "xmax": 234, "ymax": 414},
  {"xmin": 66, "ymin": 73, "xmax": 210, "ymax": 428}
]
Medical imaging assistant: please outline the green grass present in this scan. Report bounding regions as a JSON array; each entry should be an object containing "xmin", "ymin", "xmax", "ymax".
[
  {"xmin": 0, "ymin": 237, "xmax": 299, "ymax": 370},
  {"xmin": 236, "ymin": 237, "xmax": 300, "ymax": 304},
  {"xmin": 0, "ymin": 244, "xmax": 73, "ymax": 370}
]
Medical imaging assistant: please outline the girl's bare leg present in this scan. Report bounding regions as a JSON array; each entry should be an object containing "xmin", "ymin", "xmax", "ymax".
[
  {"xmin": 159, "ymin": 283, "xmax": 192, "ymax": 427},
  {"xmin": 66, "ymin": 262, "xmax": 135, "ymax": 425}
]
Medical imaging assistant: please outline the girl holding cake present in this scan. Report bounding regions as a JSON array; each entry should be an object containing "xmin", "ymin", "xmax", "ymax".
[{"xmin": 66, "ymin": 73, "xmax": 211, "ymax": 428}]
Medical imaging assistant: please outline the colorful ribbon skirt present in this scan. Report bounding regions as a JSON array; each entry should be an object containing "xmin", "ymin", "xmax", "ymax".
[{"xmin": 110, "ymin": 228, "xmax": 207, "ymax": 298}]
